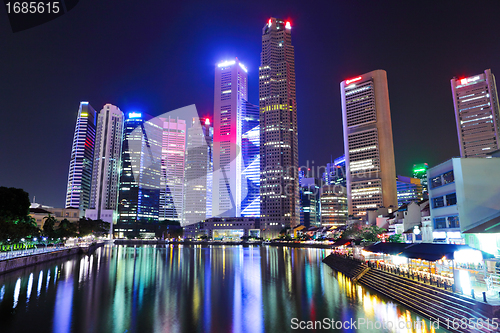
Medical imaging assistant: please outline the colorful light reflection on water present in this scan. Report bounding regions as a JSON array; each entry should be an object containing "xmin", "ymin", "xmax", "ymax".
[{"xmin": 0, "ymin": 245, "xmax": 448, "ymax": 332}]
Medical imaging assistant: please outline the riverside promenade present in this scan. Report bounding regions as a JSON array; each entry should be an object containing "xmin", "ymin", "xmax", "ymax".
[
  {"xmin": 0, "ymin": 242, "xmax": 104, "ymax": 275},
  {"xmin": 323, "ymin": 253, "xmax": 500, "ymax": 333}
]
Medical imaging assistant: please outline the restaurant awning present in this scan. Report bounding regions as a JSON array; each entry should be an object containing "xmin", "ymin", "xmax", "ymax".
[
  {"xmin": 400, "ymin": 243, "xmax": 495, "ymax": 261},
  {"xmin": 363, "ymin": 242, "xmax": 411, "ymax": 255}
]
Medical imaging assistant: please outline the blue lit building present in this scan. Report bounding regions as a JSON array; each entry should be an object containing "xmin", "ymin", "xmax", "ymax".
[
  {"xmin": 241, "ymin": 101, "xmax": 260, "ymax": 217},
  {"xmin": 117, "ymin": 112, "xmax": 162, "ymax": 223},
  {"xmin": 299, "ymin": 178, "xmax": 321, "ymax": 227},
  {"xmin": 323, "ymin": 155, "xmax": 346, "ymax": 187},
  {"xmin": 396, "ymin": 175, "xmax": 423, "ymax": 207}
]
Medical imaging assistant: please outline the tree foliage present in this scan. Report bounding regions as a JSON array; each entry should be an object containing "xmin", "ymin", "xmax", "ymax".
[
  {"xmin": 78, "ymin": 218, "xmax": 109, "ymax": 236},
  {"xmin": 0, "ymin": 187, "xmax": 39, "ymax": 241},
  {"xmin": 340, "ymin": 224, "xmax": 387, "ymax": 242},
  {"xmin": 387, "ymin": 233, "xmax": 404, "ymax": 243}
]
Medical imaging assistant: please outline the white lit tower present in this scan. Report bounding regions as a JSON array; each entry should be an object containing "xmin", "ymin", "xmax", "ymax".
[
  {"xmin": 213, "ymin": 58, "xmax": 248, "ymax": 217},
  {"xmin": 340, "ymin": 70, "xmax": 397, "ymax": 217},
  {"xmin": 259, "ymin": 18, "xmax": 299, "ymax": 237},
  {"xmin": 86, "ymin": 104, "xmax": 125, "ymax": 224},
  {"xmin": 182, "ymin": 117, "xmax": 213, "ymax": 226},
  {"xmin": 159, "ymin": 116, "xmax": 186, "ymax": 222},
  {"xmin": 451, "ymin": 69, "xmax": 500, "ymax": 157},
  {"xmin": 65, "ymin": 101, "xmax": 96, "ymax": 216}
]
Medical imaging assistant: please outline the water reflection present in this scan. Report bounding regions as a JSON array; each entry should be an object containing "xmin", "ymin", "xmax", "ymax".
[{"xmin": 0, "ymin": 245, "xmax": 448, "ymax": 333}]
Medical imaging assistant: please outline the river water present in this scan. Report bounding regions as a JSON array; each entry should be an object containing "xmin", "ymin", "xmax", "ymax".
[{"xmin": 0, "ymin": 245, "xmax": 448, "ymax": 332}]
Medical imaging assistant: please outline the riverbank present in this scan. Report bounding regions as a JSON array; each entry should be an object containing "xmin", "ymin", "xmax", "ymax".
[
  {"xmin": 0, "ymin": 242, "xmax": 103, "ymax": 275},
  {"xmin": 114, "ymin": 239, "xmax": 333, "ymax": 248},
  {"xmin": 323, "ymin": 253, "xmax": 500, "ymax": 333}
]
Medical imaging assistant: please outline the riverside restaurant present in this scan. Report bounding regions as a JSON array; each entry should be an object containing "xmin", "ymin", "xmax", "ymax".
[{"xmin": 336, "ymin": 242, "xmax": 497, "ymax": 295}]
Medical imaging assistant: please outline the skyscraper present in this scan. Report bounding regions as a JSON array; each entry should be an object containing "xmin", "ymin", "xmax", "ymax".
[
  {"xmin": 323, "ymin": 155, "xmax": 347, "ymax": 187},
  {"xmin": 117, "ymin": 112, "xmax": 162, "ymax": 224},
  {"xmin": 65, "ymin": 101, "xmax": 96, "ymax": 216},
  {"xmin": 451, "ymin": 69, "xmax": 500, "ymax": 157},
  {"xmin": 183, "ymin": 117, "xmax": 213, "ymax": 226},
  {"xmin": 412, "ymin": 163, "xmax": 429, "ymax": 199},
  {"xmin": 259, "ymin": 18, "xmax": 299, "ymax": 237},
  {"xmin": 320, "ymin": 185, "xmax": 348, "ymax": 227},
  {"xmin": 396, "ymin": 175, "xmax": 423, "ymax": 207},
  {"xmin": 299, "ymin": 178, "xmax": 320, "ymax": 227},
  {"xmin": 159, "ymin": 116, "xmax": 186, "ymax": 222},
  {"xmin": 341, "ymin": 70, "xmax": 397, "ymax": 217},
  {"xmin": 241, "ymin": 101, "xmax": 260, "ymax": 216},
  {"xmin": 212, "ymin": 58, "xmax": 260, "ymax": 217},
  {"xmin": 86, "ymin": 104, "xmax": 124, "ymax": 223}
]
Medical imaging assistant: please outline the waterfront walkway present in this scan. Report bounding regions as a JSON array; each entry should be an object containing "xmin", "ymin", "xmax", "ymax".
[{"xmin": 0, "ymin": 242, "xmax": 96, "ymax": 262}]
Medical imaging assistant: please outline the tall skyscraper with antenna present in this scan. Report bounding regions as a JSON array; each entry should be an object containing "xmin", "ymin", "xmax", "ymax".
[{"xmin": 259, "ymin": 18, "xmax": 299, "ymax": 237}]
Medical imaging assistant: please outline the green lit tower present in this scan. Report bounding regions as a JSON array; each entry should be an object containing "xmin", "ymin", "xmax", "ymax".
[{"xmin": 412, "ymin": 163, "xmax": 429, "ymax": 199}]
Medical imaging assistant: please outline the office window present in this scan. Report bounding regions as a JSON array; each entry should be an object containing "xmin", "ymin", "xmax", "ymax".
[
  {"xmin": 443, "ymin": 171, "xmax": 454, "ymax": 185},
  {"xmin": 446, "ymin": 193, "xmax": 457, "ymax": 206},
  {"xmin": 448, "ymin": 216, "xmax": 460, "ymax": 228},
  {"xmin": 434, "ymin": 217, "xmax": 447, "ymax": 229},
  {"xmin": 432, "ymin": 196, "xmax": 445, "ymax": 208},
  {"xmin": 431, "ymin": 175, "xmax": 442, "ymax": 189}
]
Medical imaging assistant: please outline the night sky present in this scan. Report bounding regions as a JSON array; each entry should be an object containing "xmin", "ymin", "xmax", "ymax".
[{"xmin": 1, "ymin": 0, "xmax": 500, "ymax": 207}]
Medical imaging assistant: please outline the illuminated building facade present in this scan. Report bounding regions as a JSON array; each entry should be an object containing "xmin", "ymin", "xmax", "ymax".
[
  {"xmin": 320, "ymin": 185, "xmax": 348, "ymax": 227},
  {"xmin": 117, "ymin": 112, "xmax": 162, "ymax": 224},
  {"xmin": 213, "ymin": 58, "xmax": 260, "ymax": 218},
  {"xmin": 451, "ymin": 69, "xmax": 500, "ymax": 157},
  {"xmin": 299, "ymin": 178, "xmax": 320, "ymax": 227},
  {"xmin": 260, "ymin": 18, "xmax": 299, "ymax": 237},
  {"xmin": 86, "ymin": 104, "xmax": 124, "ymax": 223},
  {"xmin": 396, "ymin": 175, "xmax": 423, "ymax": 207},
  {"xmin": 412, "ymin": 163, "xmax": 429, "ymax": 199},
  {"xmin": 241, "ymin": 101, "xmax": 260, "ymax": 216},
  {"xmin": 65, "ymin": 101, "xmax": 96, "ymax": 216},
  {"xmin": 183, "ymin": 117, "xmax": 214, "ymax": 226},
  {"xmin": 323, "ymin": 155, "xmax": 346, "ymax": 187},
  {"xmin": 159, "ymin": 116, "xmax": 186, "ymax": 222},
  {"xmin": 341, "ymin": 70, "xmax": 397, "ymax": 217}
]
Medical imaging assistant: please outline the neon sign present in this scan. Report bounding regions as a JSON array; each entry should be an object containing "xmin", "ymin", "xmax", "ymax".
[
  {"xmin": 128, "ymin": 112, "xmax": 142, "ymax": 119},
  {"xmin": 285, "ymin": 21, "xmax": 291, "ymax": 29},
  {"xmin": 218, "ymin": 60, "xmax": 236, "ymax": 68},
  {"xmin": 345, "ymin": 76, "xmax": 362, "ymax": 85},
  {"xmin": 459, "ymin": 76, "xmax": 481, "ymax": 85}
]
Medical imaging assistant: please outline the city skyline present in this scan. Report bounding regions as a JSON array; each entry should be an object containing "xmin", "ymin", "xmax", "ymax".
[{"xmin": 3, "ymin": 1, "xmax": 500, "ymax": 206}]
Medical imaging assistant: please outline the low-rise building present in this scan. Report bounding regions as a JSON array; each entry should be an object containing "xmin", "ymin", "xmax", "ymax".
[
  {"xmin": 183, "ymin": 217, "xmax": 260, "ymax": 240},
  {"xmin": 428, "ymin": 157, "xmax": 500, "ymax": 252},
  {"xmin": 29, "ymin": 203, "xmax": 80, "ymax": 228}
]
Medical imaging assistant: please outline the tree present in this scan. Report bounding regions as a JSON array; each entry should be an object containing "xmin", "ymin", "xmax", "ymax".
[
  {"xmin": 78, "ymin": 218, "xmax": 109, "ymax": 236},
  {"xmin": 56, "ymin": 219, "xmax": 78, "ymax": 238},
  {"xmin": 0, "ymin": 187, "xmax": 30, "ymax": 222},
  {"xmin": 43, "ymin": 214, "xmax": 56, "ymax": 237},
  {"xmin": 361, "ymin": 225, "xmax": 387, "ymax": 242},
  {"xmin": 387, "ymin": 233, "xmax": 403, "ymax": 243}
]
